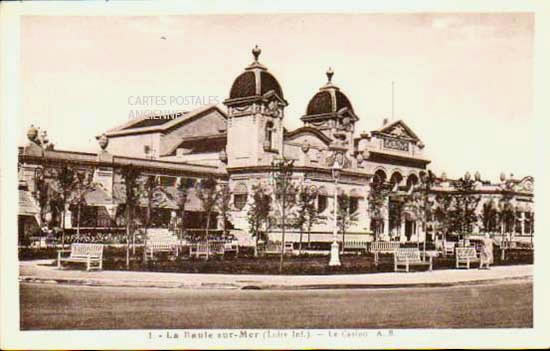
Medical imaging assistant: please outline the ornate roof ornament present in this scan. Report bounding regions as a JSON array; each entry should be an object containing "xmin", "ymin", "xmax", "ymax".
[
  {"xmin": 27, "ymin": 125, "xmax": 38, "ymax": 142},
  {"xmin": 326, "ymin": 67, "xmax": 334, "ymax": 84},
  {"xmin": 98, "ymin": 133, "xmax": 109, "ymax": 150},
  {"xmin": 252, "ymin": 44, "xmax": 261, "ymax": 62}
]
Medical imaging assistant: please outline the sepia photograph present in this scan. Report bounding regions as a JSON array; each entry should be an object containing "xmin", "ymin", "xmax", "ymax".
[{"xmin": 1, "ymin": 1, "xmax": 549, "ymax": 349}]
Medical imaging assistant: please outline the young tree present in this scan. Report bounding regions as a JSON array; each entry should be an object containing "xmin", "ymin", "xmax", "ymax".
[
  {"xmin": 433, "ymin": 192, "xmax": 454, "ymax": 251},
  {"xmin": 175, "ymin": 177, "xmax": 195, "ymax": 242},
  {"xmin": 195, "ymin": 177, "xmax": 220, "ymax": 260},
  {"xmin": 367, "ymin": 178, "xmax": 390, "ymax": 241},
  {"xmin": 217, "ymin": 183, "xmax": 233, "ymax": 238},
  {"xmin": 71, "ymin": 170, "xmax": 96, "ymax": 236},
  {"xmin": 451, "ymin": 175, "xmax": 481, "ymax": 243},
  {"xmin": 481, "ymin": 198, "xmax": 499, "ymax": 233},
  {"xmin": 247, "ymin": 184, "xmax": 272, "ymax": 257},
  {"xmin": 497, "ymin": 194, "xmax": 515, "ymax": 261},
  {"xmin": 388, "ymin": 198, "xmax": 405, "ymax": 240},
  {"xmin": 293, "ymin": 184, "xmax": 319, "ymax": 255},
  {"xmin": 336, "ymin": 193, "xmax": 359, "ymax": 254},
  {"xmin": 119, "ymin": 164, "xmax": 140, "ymax": 268},
  {"xmin": 271, "ymin": 158, "xmax": 296, "ymax": 273},
  {"xmin": 140, "ymin": 175, "xmax": 166, "ymax": 262},
  {"xmin": 50, "ymin": 163, "xmax": 79, "ymax": 248}
]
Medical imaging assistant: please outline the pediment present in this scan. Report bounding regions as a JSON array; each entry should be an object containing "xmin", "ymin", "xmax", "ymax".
[
  {"xmin": 378, "ymin": 120, "xmax": 420, "ymax": 141},
  {"xmin": 285, "ymin": 127, "xmax": 332, "ymax": 147}
]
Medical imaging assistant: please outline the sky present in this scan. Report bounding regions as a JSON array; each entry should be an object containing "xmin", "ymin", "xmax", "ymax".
[{"xmin": 20, "ymin": 13, "xmax": 534, "ymax": 181}]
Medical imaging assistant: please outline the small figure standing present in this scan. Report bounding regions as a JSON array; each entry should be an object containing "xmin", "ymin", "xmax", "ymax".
[{"xmin": 480, "ymin": 233, "xmax": 494, "ymax": 269}]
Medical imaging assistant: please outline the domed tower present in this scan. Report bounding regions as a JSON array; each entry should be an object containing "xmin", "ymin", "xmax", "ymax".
[
  {"xmin": 301, "ymin": 68, "xmax": 358, "ymax": 153},
  {"xmin": 224, "ymin": 45, "xmax": 288, "ymax": 168}
]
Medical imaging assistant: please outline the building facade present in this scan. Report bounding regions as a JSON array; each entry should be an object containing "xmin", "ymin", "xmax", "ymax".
[{"xmin": 18, "ymin": 46, "xmax": 534, "ymax": 246}]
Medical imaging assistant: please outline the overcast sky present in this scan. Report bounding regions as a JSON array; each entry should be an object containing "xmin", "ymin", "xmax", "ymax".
[{"xmin": 20, "ymin": 13, "xmax": 534, "ymax": 181}]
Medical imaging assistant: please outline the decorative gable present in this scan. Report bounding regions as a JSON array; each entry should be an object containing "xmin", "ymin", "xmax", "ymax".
[
  {"xmin": 285, "ymin": 127, "xmax": 332, "ymax": 149},
  {"xmin": 377, "ymin": 120, "xmax": 420, "ymax": 142}
]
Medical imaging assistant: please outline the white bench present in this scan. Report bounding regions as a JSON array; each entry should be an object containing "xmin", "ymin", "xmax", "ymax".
[
  {"xmin": 394, "ymin": 247, "xmax": 432, "ymax": 272},
  {"xmin": 146, "ymin": 241, "xmax": 179, "ymax": 259},
  {"xmin": 345, "ymin": 241, "xmax": 369, "ymax": 253},
  {"xmin": 370, "ymin": 241, "xmax": 401, "ymax": 266},
  {"xmin": 189, "ymin": 241, "xmax": 226, "ymax": 259},
  {"xmin": 455, "ymin": 247, "xmax": 480, "ymax": 269},
  {"xmin": 57, "ymin": 243, "xmax": 104, "ymax": 271},
  {"xmin": 442, "ymin": 241, "xmax": 455, "ymax": 255},
  {"xmin": 260, "ymin": 241, "xmax": 294, "ymax": 256}
]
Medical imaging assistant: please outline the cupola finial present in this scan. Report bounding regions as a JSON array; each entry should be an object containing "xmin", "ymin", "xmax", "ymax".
[
  {"xmin": 252, "ymin": 45, "xmax": 261, "ymax": 62},
  {"xmin": 326, "ymin": 67, "xmax": 334, "ymax": 83}
]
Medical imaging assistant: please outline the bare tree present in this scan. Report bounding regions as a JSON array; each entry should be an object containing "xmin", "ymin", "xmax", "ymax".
[
  {"xmin": 49, "ymin": 163, "xmax": 78, "ymax": 248},
  {"xmin": 217, "ymin": 183, "xmax": 232, "ymax": 238},
  {"xmin": 336, "ymin": 193, "xmax": 359, "ymax": 254},
  {"xmin": 195, "ymin": 177, "xmax": 220, "ymax": 260},
  {"xmin": 175, "ymin": 177, "xmax": 195, "ymax": 242},
  {"xmin": 247, "ymin": 184, "xmax": 272, "ymax": 257},
  {"xmin": 119, "ymin": 164, "xmax": 140, "ymax": 268},
  {"xmin": 293, "ymin": 184, "xmax": 320, "ymax": 255}
]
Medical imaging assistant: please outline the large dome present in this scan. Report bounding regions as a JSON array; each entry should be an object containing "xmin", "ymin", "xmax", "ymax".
[
  {"xmin": 226, "ymin": 45, "xmax": 285, "ymax": 102},
  {"xmin": 306, "ymin": 89, "xmax": 353, "ymax": 115},
  {"xmin": 229, "ymin": 70, "xmax": 284, "ymax": 100},
  {"xmin": 301, "ymin": 68, "xmax": 358, "ymax": 124}
]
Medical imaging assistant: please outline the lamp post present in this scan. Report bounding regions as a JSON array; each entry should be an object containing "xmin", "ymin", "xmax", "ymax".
[{"xmin": 329, "ymin": 160, "xmax": 342, "ymax": 266}]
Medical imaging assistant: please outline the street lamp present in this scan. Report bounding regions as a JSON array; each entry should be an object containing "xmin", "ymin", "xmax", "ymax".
[{"xmin": 329, "ymin": 160, "xmax": 342, "ymax": 266}]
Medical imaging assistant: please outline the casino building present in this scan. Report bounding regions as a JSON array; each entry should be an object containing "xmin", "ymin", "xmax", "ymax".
[{"xmin": 18, "ymin": 46, "xmax": 534, "ymax": 246}]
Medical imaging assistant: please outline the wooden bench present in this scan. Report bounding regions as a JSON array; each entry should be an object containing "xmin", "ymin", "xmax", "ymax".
[
  {"xmin": 370, "ymin": 241, "xmax": 401, "ymax": 266},
  {"xmin": 442, "ymin": 241, "xmax": 455, "ymax": 255},
  {"xmin": 260, "ymin": 241, "xmax": 294, "ymax": 256},
  {"xmin": 394, "ymin": 247, "xmax": 432, "ymax": 272},
  {"xmin": 455, "ymin": 247, "xmax": 480, "ymax": 269},
  {"xmin": 344, "ymin": 241, "xmax": 369, "ymax": 254},
  {"xmin": 189, "ymin": 241, "xmax": 226, "ymax": 259},
  {"xmin": 57, "ymin": 243, "xmax": 104, "ymax": 271},
  {"xmin": 146, "ymin": 241, "xmax": 179, "ymax": 259}
]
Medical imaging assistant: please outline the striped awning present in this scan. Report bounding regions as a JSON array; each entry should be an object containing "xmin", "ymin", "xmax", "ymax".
[{"xmin": 19, "ymin": 189, "xmax": 39, "ymax": 216}]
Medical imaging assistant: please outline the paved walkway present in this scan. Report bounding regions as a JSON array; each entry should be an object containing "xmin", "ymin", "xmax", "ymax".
[{"xmin": 19, "ymin": 260, "xmax": 532, "ymax": 290}]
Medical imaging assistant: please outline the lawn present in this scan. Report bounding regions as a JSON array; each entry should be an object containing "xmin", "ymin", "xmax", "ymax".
[{"xmin": 20, "ymin": 245, "xmax": 533, "ymax": 275}]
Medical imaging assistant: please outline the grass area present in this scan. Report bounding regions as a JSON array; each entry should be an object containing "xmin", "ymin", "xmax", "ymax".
[{"xmin": 20, "ymin": 246, "xmax": 533, "ymax": 274}]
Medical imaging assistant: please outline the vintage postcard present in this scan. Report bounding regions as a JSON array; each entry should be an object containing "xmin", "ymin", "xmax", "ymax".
[{"xmin": 1, "ymin": 0, "xmax": 549, "ymax": 349}]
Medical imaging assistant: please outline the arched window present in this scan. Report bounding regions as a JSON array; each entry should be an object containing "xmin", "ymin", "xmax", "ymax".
[
  {"xmin": 406, "ymin": 174, "xmax": 419, "ymax": 187},
  {"xmin": 390, "ymin": 172, "xmax": 403, "ymax": 187},
  {"xmin": 317, "ymin": 186, "xmax": 328, "ymax": 213},
  {"xmin": 265, "ymin": 121, "xmax": 274, "ymax": 151},
  {"xmin": 374, "ymin": 169, "xmax": 387, "ymax": 184},
  {"xmin": 233, "ymin": 183, "xmax": 248, "ymax": 210}
]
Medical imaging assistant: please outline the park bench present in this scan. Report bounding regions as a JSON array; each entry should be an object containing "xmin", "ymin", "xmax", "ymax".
[
  {"xmin": 393, "ymin": 247, "xmax": 432, "ymax": 272},
  {"xmin": 259, "ymin": 241, "xmax": 294, "ymax": 256},
  {"xmin": 57, "ymin": 243, "xmax": 104, "ymax": 271},
  {"xmin": 455, "ymin": 247, "xmax": 480, "ymax": 269},
  {"xmin": 370, "ymin": 241, "xmax": 401, "ymax": 266},
  {"xmin": 344, "ymin": 240, "xmax": 369, "ymax": 254},
  {"xmin": 189, "ymin": 241, "xmax": 226, "ymax": 259},
  {"xmin": 146, "ymin": 241, "xmax": 179, "ymax": 259},
  {"xmin": 442, "ymin": 241, "xmax": 455, "ymax": 256}
]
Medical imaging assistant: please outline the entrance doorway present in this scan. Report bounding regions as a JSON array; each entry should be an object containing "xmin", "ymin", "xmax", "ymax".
[{"xmin": 405, "ymin": 220, "xmax": 416, "ymax": 241}]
